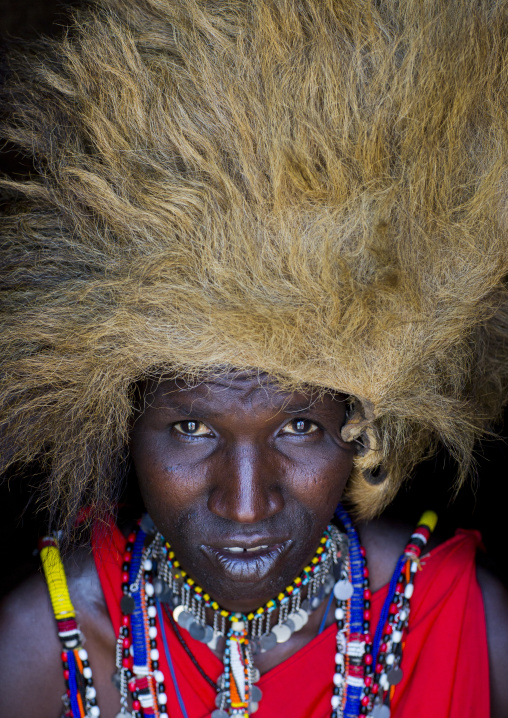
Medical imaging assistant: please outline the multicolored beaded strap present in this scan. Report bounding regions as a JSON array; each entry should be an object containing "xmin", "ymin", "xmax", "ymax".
[
  {"xmin": 333, "ymin": 508, "xmax": 438, "ymax": 718},
  {"xmin": 39, "ymin": 536, "xmax": 100, "ymax": 718}
]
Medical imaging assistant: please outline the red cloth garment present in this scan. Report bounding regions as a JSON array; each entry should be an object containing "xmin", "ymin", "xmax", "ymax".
[{"xmin": 92, "ymin": 525, "xmax": 489, "ymax": 718}]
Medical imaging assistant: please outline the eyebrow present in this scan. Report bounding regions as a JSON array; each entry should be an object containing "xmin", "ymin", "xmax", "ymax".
[{"xmin": 152, "ymin": 398, "xmax": 339, "ymax": 418}]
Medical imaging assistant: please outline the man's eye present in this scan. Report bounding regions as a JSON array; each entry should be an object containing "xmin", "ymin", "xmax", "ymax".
[
  {"xmin": 173, "ymin": 420, "xmax": 211, "ymax": 436},
  {"xmin": 281, "ymin": 418, "xmax": 319, "ymax": 435}
]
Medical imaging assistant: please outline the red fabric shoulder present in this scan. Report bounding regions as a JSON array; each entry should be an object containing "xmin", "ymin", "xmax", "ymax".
[{"xmin": 92, "ymin": 524, "xmax": 489, "ymax": 718}]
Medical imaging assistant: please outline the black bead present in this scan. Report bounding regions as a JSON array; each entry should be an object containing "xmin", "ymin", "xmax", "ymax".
[
  {"xmin": 149, "ymin": 618, "xmax": 156, "ymax": 627},
  {"xmin": 126, "ymin": 670, "xmax": 133, "ymax": 679},
  {"xmin": 125, "ymin": 543, "xmax": 133, "ymax": 552},
  {"xmin": 123, "ymin": 649, "xmax": 130, "ymax": 658},
  {"xmin": 364, "ymin": 644, "xmax": 372, "ymax": 653},
  {"xmin": 89, "ymin": 698, "xmax": 97, "ymax": 706},
  {"xmin": 333, "ymin": 687, "xmax": 341, "ymax": 695},
  {"xmin": 132, "ymin": 691, "xmax": 139, "ymax": 700},
  {"xmin": 150, "ymin": 639, "xmax": 157, "ymax": 649},
  {"xmin": 363, "ymin": 621, "xmax": 370, "ymax": 631},
  {"xmin": 82, "ymin": 660, "xmax": 89, "ymax": 667},
  {"xmin": 152, "ymin": 661, "xmax": 159, "ymax": 669},
  {"xmin": 378, "ymin": 655, "xmax": 385, "ymax": 664},
  {"xmin": 147, "ymin": 597, "xmax": 155, "ymax": 606},
  {"xmin": 337, "ymin": 620, "xmax": 344, "ymax": 630},
  {"xmin": 360, "ymin": 706, "xmax": 368, "ymax": 714},
  {"xmin": 86, "ymin": 678, "xmax": 93, "ymax": 686},
  {"xmin": 122, "ymin": 562, "xmax": 130, "ymax": 572},
  {"xmin": 364, "ymin": 600, "xmax": 371, "ymax": 609},
  {"xmin": 62, "ymin": 661, "xmax": 69, "ymax": 669},
  {"xmin": 158, "ymin": 684, "xmax": 165, "ymax": 693},
  {"xmin": 364, "ymin": 666, "xmax": 373, "ymax": 675}
]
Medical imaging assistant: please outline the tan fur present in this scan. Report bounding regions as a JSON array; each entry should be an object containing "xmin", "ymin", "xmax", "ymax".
[{"xmin": 1, "ymin": 0, "xmax": 508, "ymax": 532}]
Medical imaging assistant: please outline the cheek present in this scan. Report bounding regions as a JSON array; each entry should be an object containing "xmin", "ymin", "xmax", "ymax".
[
  {"xmin": 285, "ymin": 447, "xmax": 354, "ymax": 514},
  {"xmin": 130, "ymin": 433, "xmax": 203, "ymax": 520}
]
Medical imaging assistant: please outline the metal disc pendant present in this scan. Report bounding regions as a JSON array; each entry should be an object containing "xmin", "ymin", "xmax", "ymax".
[
  {"xmin": 120, "ymin": 594, "xmax": 135, "ymax": 615},
  {"xmin": 333, "ymin": 579, "xmax": 354, "ymax": 601},
  {"xmin": 371, "ymin": 705, "xmax": 391, "ymax": 718},
  {"xmin": 215, "ymin": 691, "xmax": 227, "ymax": 708},
  {"xmin": 251, "ymin": 685, "xmax": 263, "ymax": 702},
  {"xmin": 287, "ymin": 611, "xmax": 304, "ymax": 632},
  {"xmin": 272, "ymin": 622, "xmax": 292, "ymax": 643},
  {"xmin": 211, "ymin": 710, "xmax": 229, "ymax": 718},
  {"xmin": 188, "ymin": 621, "xmax": 206, "ymax": 641},
  {"xmin": 173, "ymin": 605, "xmax": 194, "ymax": 629},
  {"xmin": 387, "ymin": 666, "xmax": 403, "ymax": 685},
  {"xmin": 300, "ymin": 598, "xmax": 311, "ymax": 613},
  {"xmin": 296, "ymin": 608, "xmax": 309, "ymax": 626},
  {"xmin": 248, "ymin": 702, "xmax": 259, "ymax": 714},
  {"xmin": 207, "ymin": 631, "xmax": 225, "ymax": 651},
  {"xmin": 111, "ymin": 671, "xmax": 122, "ymax": 690},
  {"xmin": 283, "ymin": 617, "xmax": 295, "ymax": 633},
  {"xmin": 140, "ymin": 513, "xmax": 157, "ymax": 535},
  {"xmin": 310, "ymin": 594, "xmax": 322, "ymax": 610},
  {"xmin": 259, "ymin": 631, "xmax": 277, "ymax": 652},
  {"xmin": 115, "ymin": 713, "xmax": 131, "ymax": 718},
  {"xmin": 201, "ymin": 624, "xmax": 214, "ymax": 644},
  {"xmin": 324, "ymin": 573, "xmax": 335, "ymax": 595},
  {"xmin": 250, "ymin": 637, "xmax": 260, "ymax": 655}
]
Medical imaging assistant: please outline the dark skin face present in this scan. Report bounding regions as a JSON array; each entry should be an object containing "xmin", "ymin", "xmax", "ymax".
[{"xmin": 130, "ymin": 373, "xmax": 355, "ymax": 614}]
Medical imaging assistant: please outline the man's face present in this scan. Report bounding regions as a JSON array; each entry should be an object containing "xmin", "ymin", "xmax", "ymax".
[{"xmin": 130, "ymin": 373, "xmax": 354, "ymax": 613}]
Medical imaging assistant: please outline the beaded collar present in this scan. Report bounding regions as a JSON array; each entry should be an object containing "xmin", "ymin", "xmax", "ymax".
[{"xmin": 40, "ymin": 507, "xmax": 438, "ymax": 718}]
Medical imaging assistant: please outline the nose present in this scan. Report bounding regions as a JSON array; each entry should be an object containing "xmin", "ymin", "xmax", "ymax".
[{"xmin": 207, "ymin": 443, "xmax": 284, "ymax": 523}]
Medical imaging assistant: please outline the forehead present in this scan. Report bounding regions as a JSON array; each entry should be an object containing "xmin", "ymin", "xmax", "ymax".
[{"xmin": 142, "ymin": 372, "xmax": 345, "ymax": 414}]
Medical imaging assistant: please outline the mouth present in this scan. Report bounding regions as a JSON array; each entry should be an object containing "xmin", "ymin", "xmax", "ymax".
[{"xmin": 201, "ymin": 539, "xmax": 293, "ymax": 582}]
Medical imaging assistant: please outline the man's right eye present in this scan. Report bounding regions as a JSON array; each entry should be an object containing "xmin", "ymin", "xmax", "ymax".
[{"xmin": 173, "ymin": 420, "xmax": 212, "ymax": 436}]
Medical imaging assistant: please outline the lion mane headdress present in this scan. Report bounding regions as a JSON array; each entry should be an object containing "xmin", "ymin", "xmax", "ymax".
[{"xmin": 1, "ymin": 0, "xmax": 508, "ymax": 533}]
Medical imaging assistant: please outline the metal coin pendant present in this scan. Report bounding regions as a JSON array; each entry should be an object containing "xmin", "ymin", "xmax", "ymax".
[
  {"xmin": 272, "ymin": 622, "xmax": 292, "ymax": 643},
  {"xmin": 324, "ymin": 573, "xmax": 335, "ymax": 595},
  {"xmin": 251, "ymin": 685, "xmax": 263, "ymax": 702},
  {"xmin": 140, "ymin": 513, "xmax": 157, "ymax": 535},
  {"xmin": 259, "ymin": 631, "xmax": 277, "ymax": 652},
  {"xmin": 207, "ymin": 631, "xmax": 225, "ymax": 651},
  {"xmin": 387, "ymin": 666, "xmax": 403, "ymax": 685},
  {"xmin": 111, "ymin": 671, "xmax": 122, "ymax": 690},
  {"xmin": 172, "ymin": 604, "xmax": 186, "ymax": 623},
  {"xmin": 371, "ymin": 705, "xmax": 391, "ymax": 718},
  {"xmin": 201, "ymin": 624, "xmax": 214, "ymax": 644},
  {"xmin": 188, "ymin": 621, "xmax": 206, "ymax": 641},
  {"xmin": 287, "ymin": 611, "xmax": 304, "ymax": 632},
  {"xmin": 300, "ymin": 598, "xmax": 311, "ymax": 613},
  {"xmin": 333, "ymin": 579, "xmax": 354, "ymax": 601},
  {"xmin": 296, "ymin": 607, "xmax": 309, "ymax": 626},
  {"xmin": 283, "ymin": 617, "xmax": 295, "ymax": 633},
  {"xmin": 116, "ymin": 713, "xmax": 131, "ymax": 718},
  {"xmin": 310, "ymin": 595, "xmax": 322, "ymax": 610},
  {"xmin": 120, "ymin": 594, "xmax": 135, "ymax": 615},
  {"xmin": 249, "ymin": 702, "xmax": 259, "ymax": 714},
  {"xmin": 211, "ymin": 710, "xmax": 229, "ymax": 718},
  {"xmin": 215, "ymin": 691, "xmax": 228, "ymax": 708}
]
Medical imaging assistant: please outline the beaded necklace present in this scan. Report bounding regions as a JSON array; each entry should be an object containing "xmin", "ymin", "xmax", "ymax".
[{"xmin": 42, "ymin": 508, "xmax": 437, "ymax": 718}]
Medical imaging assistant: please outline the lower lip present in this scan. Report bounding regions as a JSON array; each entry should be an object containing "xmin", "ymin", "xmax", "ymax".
[{"xmin": 201, "ymin": 542, "xmax": 291, "ymax": 582}]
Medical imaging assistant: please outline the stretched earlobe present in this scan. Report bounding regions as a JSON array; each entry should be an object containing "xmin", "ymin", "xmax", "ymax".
[{"xmin": 361, "ymin": 464, "xmax": 388, "ymax": 486}]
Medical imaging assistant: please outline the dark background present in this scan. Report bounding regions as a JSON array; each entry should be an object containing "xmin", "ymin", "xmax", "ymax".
[{"xmin": 1, "ymin": 0, "xmax": 507, "ymax": 597}]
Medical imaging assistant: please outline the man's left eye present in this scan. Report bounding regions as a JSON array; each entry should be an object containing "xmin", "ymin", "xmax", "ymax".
[
  {"xmin": 281, "ymin": 418, "xmax": 319, "ymax": 435},
  {"xmin": 173, "ymin": 420, "xmax": 211, "ymax": 436}
]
